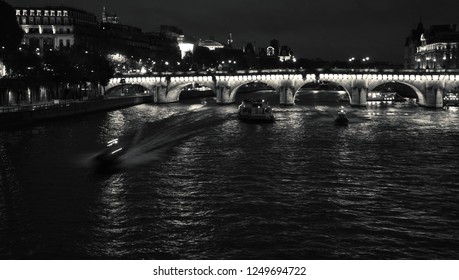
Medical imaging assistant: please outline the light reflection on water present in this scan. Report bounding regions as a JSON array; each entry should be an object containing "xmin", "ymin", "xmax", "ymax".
[{"xmin": 0, "ymin": 92, "xmax": 459, "ymax": 259}]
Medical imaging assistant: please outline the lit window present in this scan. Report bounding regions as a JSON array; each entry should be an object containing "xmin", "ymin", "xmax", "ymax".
[
  {"xmin": 16, "ymin": 10, "xmax": 21, "ymax": 16},
  {"xmin": 37, "ymin": 10, "xmax": 41, "ymax": 16},
  {"xmin": 22, "ymin": 10, "xmax": 27, "ymax": 16},
  {"xmin": 50, "ymin": 11, "xmax": 55, "ymax": 16},
  {"xmin": 57, "ymin": 11, "xmax": 62, "ymax": 16},
  {"xmin": 30, "ymin": 10, "xmax": 35, "ymax": 16},
  {"xmin": 63, "ymin": 10, "xmax": 68, "ymax": 17},
  {"xmin": 44, "ymin": 10, "xmax": 49, "ymax": 16}
]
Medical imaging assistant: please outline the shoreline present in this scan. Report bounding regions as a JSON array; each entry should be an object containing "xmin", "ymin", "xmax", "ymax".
[{"xmin": 0, "ymin": 95, "xmax": 153, "ymax": 129}]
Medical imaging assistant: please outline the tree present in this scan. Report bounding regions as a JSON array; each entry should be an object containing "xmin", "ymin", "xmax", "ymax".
[{"xmin": 0, "ymin": 0, "xmax": 24, "ymax": 72}]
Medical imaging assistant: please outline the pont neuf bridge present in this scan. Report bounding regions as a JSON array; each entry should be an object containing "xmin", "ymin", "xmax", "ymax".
[{"xmin": 105, "ymin": 69, "xmax": 459, "ymax": 108}]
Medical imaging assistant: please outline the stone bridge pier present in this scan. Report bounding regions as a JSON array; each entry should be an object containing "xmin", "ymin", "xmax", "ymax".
[{"xmin": 319, "ymin": 73, "xmax": 459, "ymax": 108}]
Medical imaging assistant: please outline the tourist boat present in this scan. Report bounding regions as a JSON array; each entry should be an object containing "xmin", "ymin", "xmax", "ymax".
[
  {"xmin": 93, "ymin": 138, "xmax": 126, "ymax": 171},
  {"xmin": 238, "ymin": 99, "xmax": 275, "ymax": 123},
  {"xmin": 444, "ymin": 92, "xmax": 459, "ymax": 107},
  {"xmin": 335, "ymin": 106, "xmax": 349, "ymax": 125},
  {"xmin": 367, "ymin": 92, "xmax": 397, "ymax": 102}
]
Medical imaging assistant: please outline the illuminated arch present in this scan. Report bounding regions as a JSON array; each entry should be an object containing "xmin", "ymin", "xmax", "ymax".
[
  {"xmin": 369, "ymin": 81, "xmax": 424, "ymax": 104},
  {"xmin": 104, "ymin": 84, "xmax": 150, "ymax": 96}
]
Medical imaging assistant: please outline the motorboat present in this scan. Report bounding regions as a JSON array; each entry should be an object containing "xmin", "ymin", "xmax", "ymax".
[
  {"xmin": 335, "ymin": 106, "xmax": 349, "ymax": 125},
  {"xmin": 238, "ymin": 99, "xmax": 275, "ymax": 123},
  {"xmin": 93, "ymin": 138, "xmax": 126, "ymax": 171}
]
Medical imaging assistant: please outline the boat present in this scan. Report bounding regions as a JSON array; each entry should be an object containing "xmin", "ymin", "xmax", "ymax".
[
  {"xmin": 444, "ymin": 92, "xmax": 459, "ymax": 107},
  {"xmin": 335, "ymin": 106, "xmax": 349, "ymax": 126},
  {"xmin": 93, "ymin": 138, "xmax": 126, "ymax": 171},
  {"xmin": 367, "ymin": 92, "xmax": 396, "ymax": 102},
  {"xmin": 238, "ymin": 99, "xmax": 275, "ymax": 123}
]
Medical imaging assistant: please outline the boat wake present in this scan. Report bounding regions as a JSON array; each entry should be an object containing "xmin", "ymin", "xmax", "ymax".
[{"xmin": 86, "ymin": 108, "xmax": 226, "ymax": 172}]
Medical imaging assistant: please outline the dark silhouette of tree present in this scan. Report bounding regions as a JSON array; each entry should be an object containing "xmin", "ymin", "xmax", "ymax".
[
  {"xmin": 269, "ymin": 39, "xmax": 280, "ymax": 56},
  {"xmin": 0, "ymin": 1, "xmax": 23, "ymax": 51},
  {"xmin": 0, "ymin": 0, "xmax": 24, "ymax": 72}
]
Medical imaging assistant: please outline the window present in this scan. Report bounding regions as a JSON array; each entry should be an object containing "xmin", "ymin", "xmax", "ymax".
[
  {"xmin": 50, "ymin": 11, "xmax": 55, "ymax": 16},
  {"xmin": 59, "ymin": 39, "xmax": 63, "ymax": 47},
  {"xmin": 36, "ymin": 18, "xmax": 41, "ymax": 25},
  {"xmin": 16, "ymin": 10, "xmax": 21, "ymax": 16},
  {"xmin": 22, "ymin": 10, "xmax": 28, "ymax": 16},
  {"xmin": 50, "ymin": 18, "xmax": 55, "ymax": 24},
  {"xmin": 66, "ymin": 39, "xmax": 71, "ymax": 47},
  {"xmin": 29, "ymin": 17, "xmax": 34, "ymax": 24},
  {"xmin": 37, "ymin": 10, "xmax": 41, "ymax": 16},
  {"xmin": 30, "ymin": 10, "xmax": 35, "ymax": 16},
  {"xmin": 57, "ymin": 11, "xmax": 62, "ymax": 16},
  {"xmin": 63, "ymin": 11, "xmax": 68, "ymax": 17},
  {"xmin": 44, "ymin": 10, "xmax": 49, "ymax": 16},
  {"xmin": 56, "ymin": 18, "xmax": 61, "ymax": 24},
  {"xmin": 43, "ymin": 18, "xmax": 49, "ymax": 25}
]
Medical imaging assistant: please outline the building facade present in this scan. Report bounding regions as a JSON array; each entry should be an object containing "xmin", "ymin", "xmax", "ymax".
[
  {"xmin": 15, "ymin": 6, "xmax": 100, "ymax": 51},
  {"xmin": 405, "ymin": 23, "xmax": 459, "ymax": 69}
]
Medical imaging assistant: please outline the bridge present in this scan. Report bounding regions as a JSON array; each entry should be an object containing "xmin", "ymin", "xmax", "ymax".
[{"xmin": 105, "ymin": 69, "xmax": 459, "ymax": 108}]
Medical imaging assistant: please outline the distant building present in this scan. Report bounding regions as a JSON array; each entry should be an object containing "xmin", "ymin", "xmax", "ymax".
[
  {"xmin": 278, "ymin": 45, "xmax": 295, "ymax": 62},
  {"xmin": 405, "ymin": 22, "xmax": 459, "ymax": 69},
  {"xmin": 102, "ymin": 6, "xmax": 119, "ymax": 24},
  {"xmin": 15, "ymin": 6, "xmax": 100, "ymax": 50},
  {"xmin": 0, "ymin": 61, "xmax": 6, "ymax": 77},
  {"xmin": 404, "ymin": 22, "xmax": 425, "ymax": 68},
  {"xmin": 159, "ymin": 25, "xmax": 195, "ymax": 59},
  {"xmin": 227, "ymin": 33, "xmax": 233, "ymax": 48},
  {"xmin": 198, "ymin": 38, "xmax": 225, "ymax": 51},
  {"xmin": 101, "ymin": 22, "xmax": 151, "ymax": 56}
]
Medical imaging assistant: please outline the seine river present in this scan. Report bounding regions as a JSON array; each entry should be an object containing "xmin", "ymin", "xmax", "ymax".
[{"xmin": 1, "ymin": 91, "xmax": 458, "ymax": 259}]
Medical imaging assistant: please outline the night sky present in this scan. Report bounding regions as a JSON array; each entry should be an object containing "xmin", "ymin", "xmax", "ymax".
[{"xmin": 8, "ymin": 0, "xmax": 459, "ymax": 63}]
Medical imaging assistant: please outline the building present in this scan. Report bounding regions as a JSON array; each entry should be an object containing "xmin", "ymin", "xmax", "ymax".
[
  {"xmin": 15, "ymin": 6, "xmax": 100, "ymax": 51},
  {"xmin": 102, "ymin": 6, "xmax": 119, "ymax": 24},
  {"xmin": 0, "ymin": 61, "xmax": 6, "ymax": 77},
  {"xmin": 404, "ymin": 22, "xmax": 425, "ymax": 68},
  {"xmin": 198, "ymin": 38, "xmax": 225, "ymax": 51},
  {"xmin": 278, "ymin": 45, "xmax": 295, "ymax": 62},
  {"xmin": 101, "ymin": 22, "xmax": 151, "ymax": 57},
  {"xmin": 405, "ymin": 22, "xmax": 459, "ymax": 69}
]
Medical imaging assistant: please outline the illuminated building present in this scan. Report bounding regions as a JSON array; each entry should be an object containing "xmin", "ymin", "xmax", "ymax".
[
  {"xmin": 278, "ymin": 46, "xmax": 295, "ymax": 62},
  {"xmin": 102, "ymin": 6, "xmax": 119, "ymax": 24},
  {"xmin": 198, "ymin": 38, "xmax": 225, "ymax": 51},
  {"xmin": 227, "ymin": 33, "xmax": 233, "ymax": 47},
  {"xmin": 0, "ymin": 61, "xmax": 6, "ymax": 77},
  {"xmin": 405, "ymin": 23, "xmax": 459, "ymax": 69},
  {"xmin": 159, "ymin": 25, "xmax": 195, "ymax": 59},
  {"xmin": 14, "ymin": 6, "xmax": 99, "ymax": 50}
]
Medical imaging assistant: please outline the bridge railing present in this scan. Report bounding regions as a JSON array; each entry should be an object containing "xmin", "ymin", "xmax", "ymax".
[{"xmin": 322, "ymin": 68, "xmax": 459, "ymax": 75}]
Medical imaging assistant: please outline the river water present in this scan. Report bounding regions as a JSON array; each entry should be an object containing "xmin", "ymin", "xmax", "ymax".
[{"xmin": 1, "ymin": 91, "xmax": 458, "ymax": 259}]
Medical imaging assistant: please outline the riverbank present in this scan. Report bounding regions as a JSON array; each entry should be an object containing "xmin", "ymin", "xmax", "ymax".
[{"xmin": 0, "ymin": 95, "xmax": 153, "ymax": 129}]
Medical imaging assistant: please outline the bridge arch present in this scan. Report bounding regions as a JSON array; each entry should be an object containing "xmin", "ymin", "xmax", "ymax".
[
  {"xmin": 368, "ymin": 81, "xmax": 425, "ymax": 105},
  {"xmin": 105, "ymin": 84, "xmax": 151, "ymax": 97},
  {"xmin": 309, "ymin": 79, "xmax": 352, "ymax": 103},
  {"xmin": 228, "ymin": 81, "xmax": 278, "ymax": 103},
  {"xmin": 165, "ymin": 80, "xmax": 215, "ymax": 103}
]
